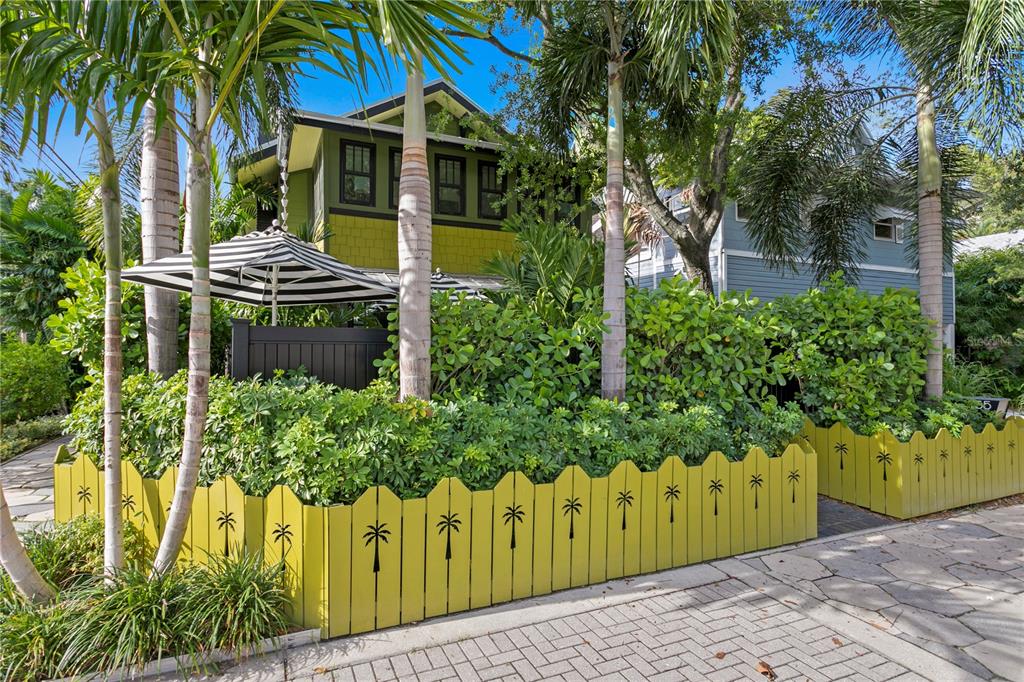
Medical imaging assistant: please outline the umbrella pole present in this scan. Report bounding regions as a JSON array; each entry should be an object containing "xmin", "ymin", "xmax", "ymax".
[{"xmin": 271, "ymin": 264, "xmax": 279, "ymax": 326}]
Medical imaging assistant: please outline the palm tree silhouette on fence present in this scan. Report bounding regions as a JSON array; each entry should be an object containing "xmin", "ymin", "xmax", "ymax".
[
  {"xmin": 121, "ymin": 494, "xmax": 136, "ymax": 514},
  {"xmin": 562, "ymin": 497, "xmax": 582, "ymax": 540},
  {"xmin": 76, "ymin": 485, "xmax": 92, "ymax": 505},
  {"xmin": 787, "ymin": 469, "xmax": 800, "ymax": 503},
  {"xmin": 939, "ymin": 449, "xmax": 949, "ymax": 478},
  {"xmin": 834, "ymin": 442, "xmax": 848, "ymax": 471},
  {"xmin": 271, "ymin": 522, "xmax": 293, "ymax": 557},
  {"xmin": 616, "ymin": 490, "xmax": 634, "ymax": 530},
  {"xmin": 663, "ymin": 484, "xmax": 680, "ymax": 523},
  {"xmin": 913, "ymin": 454, "xmax": 924, "ymax": 483},
  {"xmin": 1009, "ymin": 440, "xmax": 1016, "ymax": 469},
  {"xmin": 217, "ymin": 510, "xmax": 236, "ymax": 557},
  {"xmin": 876, "ymin": 448, "xmax": 892, "ymax": 482},
  {"xmin": 749, "ymin": 474, "xmax": 763, "ymax": 510},
  {"xmin": 436, "ymin": 512, "xmax": 462, "ymax": 560},
  {"xmin": 986, "ymin": 442, "xmax": 994, "ymax": 469},
  {"xmin": 363, "ymin": 522, "xmax": 391, "ymax": 573},
  {"xmin": 708, "ymin": 479, "xmax": 724, "ymax": 516},
  {"xmin": 964, "ymin": 446, "xmax": 973, "ymax": 474},
  {"xmin": 502, "ymin": 504, "xmax": 525, "ymax": 550}
]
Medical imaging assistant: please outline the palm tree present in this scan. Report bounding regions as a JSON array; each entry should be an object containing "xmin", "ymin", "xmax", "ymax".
[
  {"xmin": 150, "ymin": 1, "xmax": 477, "ymax": 574},
  {"xmin": 835, "ymin": 442, "xmax": 849, "ymax": 471},
  {"xmin": 363, "ymin": 522, "xmax": 391, "ymax": 573},
  {"xmin": 562, "ymin": 496, "xmax": 582, "ymax": 540},
  {"xmin": 1, "ymin": 0, "xmax": 156, "ymax": 581},
  {"xmin": 140, "ymin": 77, "xmax": 180, "ymax": 378},
  {"xmin": 749, "ymin": 473, "xmax": 764, "ymax": 510},
  {"xmin": 1009, "ymin": 440, "xmax": 1016, "ymax": 469},
  {"xmin": 1, "ymin": 482, "xmax": 54, "ymax": 603},
  {"xmin": 913, "ymin": 453, "xmax": 924, "ymax": 483},
  {"xmin": 742, "ymin": 2, "xmax": 1024, "ymax": 397},
  {"xmin": 964, "ymin": 445, "xmax": 972, "ymax": 474},
  {"xmin": 939, "ymin": 448, "xmax": 949, "ymax": 478},
  {"xmin": 396, "ymin": 50, "xmax": 432, "ymax": 400},
  {"xmin": 502, "ymin": 504, "xmax": 525, "ymax": 550},
  {"xmin": 271, "ymin": 522, "xmax": 293, "ymax": 556},
  {"xmin": 436, "ymin": 512, "xmax": 461, "ymax": 560},
  {"xmin": 708, "ymin": 479, "xmax": 724, "ymax": 516},
  {"xmin": 787, "ymin": 469, "xmax": 801, "ymax": 504},
  {"xmin": 986, "ymin": 442, "xmax": 994, "ymax": 470},
  {"xmin": 663, "ymin": 484, "xmax": 680, "ymax": 523},
  {"xmin": 876, "ymin": 449, "xmax": 893, "ymax": 482},
  {"xmin": 534, "ymin": 1, "xmax": 734, "ymax": 400},
  {"xmin": 616, "ymin": 489, "xmax": 634, "ymax": 530}
]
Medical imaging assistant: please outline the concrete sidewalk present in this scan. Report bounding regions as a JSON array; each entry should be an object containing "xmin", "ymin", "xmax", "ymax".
[
  {"xmin": 203, "ymin": 503, "xmax": 1023, "ymax": 682},
  {"xmin": 0, "ymin": 435, "xmax": 65, "ymax": 531}
]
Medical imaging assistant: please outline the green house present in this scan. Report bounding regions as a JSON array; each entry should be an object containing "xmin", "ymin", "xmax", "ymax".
[{"xmin": 237, "ymin": 80, "xmax": 588, "ymax": 276}]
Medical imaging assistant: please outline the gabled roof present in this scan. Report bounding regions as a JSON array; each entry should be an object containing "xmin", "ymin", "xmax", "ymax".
[{"xmin": 344, "ymin": 79, "xmax": 488, "ymax": 122}]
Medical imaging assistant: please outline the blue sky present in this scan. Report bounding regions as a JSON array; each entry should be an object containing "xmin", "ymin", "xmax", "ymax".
[{"xmin": 17, "ymin": 27, "xmax": 860, "ymax": 189}]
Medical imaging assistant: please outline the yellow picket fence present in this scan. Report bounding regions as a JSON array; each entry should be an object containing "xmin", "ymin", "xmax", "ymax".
[
  {"xmin": 54, "ymin": 442, "xmax": 816, "ymax": 638},
  {"xmin": 801, "ymin": 418, "xmax": 1023, "ymax": 519}
]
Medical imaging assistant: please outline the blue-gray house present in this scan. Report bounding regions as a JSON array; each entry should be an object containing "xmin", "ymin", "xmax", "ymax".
[{"xmin": 626, "ymin": 199, "xmax": 955, "ymax": 347}]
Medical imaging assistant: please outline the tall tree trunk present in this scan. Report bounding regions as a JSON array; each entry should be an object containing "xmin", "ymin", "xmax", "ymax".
[
  {"xmin": 916, "ymin": 82, "xmax": 944, "ymax": 398},
  {"xmin": 91, "ymin": 97, "xmax": 124, "ymax": 581},
  {"xmin": 182, "ymin": 144, "xmax": 192, "ymax": 252},
  {"xmin": 0, "ymin": 482, "xmax": 54, "ymax": 603},
  {"xmin": 152, "ymin": 61, "xmax": 213, "ymax": 576},
  {"xmin": 601, "ymin": 13, "xmax": 626, "ymax": 401},
  {"xmin": 397, "ymin": 51, "xmax": 432, "ymax": 401},
  {"xmin": 141, "ymin": 89, "xmax": 180, "ymax": 378}
]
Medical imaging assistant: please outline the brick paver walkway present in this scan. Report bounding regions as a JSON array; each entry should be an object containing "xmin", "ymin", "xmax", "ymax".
[{"xmin": 317, "ymin": 578, "xmax": 918, "ymax": 682}]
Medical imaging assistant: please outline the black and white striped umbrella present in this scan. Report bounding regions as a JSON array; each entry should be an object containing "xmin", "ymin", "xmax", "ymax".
[{"xmin": 123, "ymin": 223, "xmax": 484, "ymax": 321}]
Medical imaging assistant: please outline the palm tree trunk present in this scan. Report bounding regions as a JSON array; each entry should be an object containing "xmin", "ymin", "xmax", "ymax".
[
  {"xmin": 91, "ymin": 96, "xmax": 124, "ymax": 581},
  {"xmin": 397, "ymin": 51, "xmax": 432, "ymax": 401},
  {"xmin": 601, "ymin": 11, "xmax": 626, "ymax": 402},
  {"xmin": 916, "ymin": 82, "xmax": 944, "ymax": 398},
  {"xmin": 151, "ymin": 62, "xmax": 213, "ymax": 576},
  {"xmin": 0, "ymin": 482, "xmax": 54, "ymax": 603},
  {"xmin": 141, "ymin": 88, "xmax": 180, "ymax": 378}
]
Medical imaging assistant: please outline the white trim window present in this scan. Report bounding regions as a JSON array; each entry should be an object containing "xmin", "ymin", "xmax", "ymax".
[
  {"xmin": 873, "ymin": 217, "xmax": 905, "ymax": 243},
  {"xmin": 735, "ymin": 202, "xmax": 751, "ymax": 222}
]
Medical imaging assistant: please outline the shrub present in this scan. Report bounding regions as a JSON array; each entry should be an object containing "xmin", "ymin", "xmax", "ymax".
[
  {"xmin": 0, "ymin": 341, "xmax": 68, "ymax": 423},
  {"xmin": 765, "ymin": 275, "xmax": 931, "ymax": 433},
  {"xmin": 67, "ymin": 372, "xmax": 804, "ymax": 505},
  {"xmin": 0, "ymin": 415, "xmax": 64, "ymax": 463}
]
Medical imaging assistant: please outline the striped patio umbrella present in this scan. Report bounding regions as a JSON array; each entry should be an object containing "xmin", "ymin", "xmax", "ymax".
[{"xmin": 122, "ymin": 223, "xmax": 482, "ymax": 323}]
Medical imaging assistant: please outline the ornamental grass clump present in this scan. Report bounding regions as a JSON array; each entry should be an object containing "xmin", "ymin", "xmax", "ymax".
[{"xmin": 0, "ymin": 519, "xmax": 289, "ymax": 681}]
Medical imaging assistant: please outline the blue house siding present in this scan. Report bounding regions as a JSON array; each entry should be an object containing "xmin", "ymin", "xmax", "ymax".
[{"xmin": 724, "ymin": 254, "xmax": 955, "ymax": 325}]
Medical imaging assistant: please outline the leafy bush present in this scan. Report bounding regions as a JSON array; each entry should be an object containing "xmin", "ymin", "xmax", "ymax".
[
  {"xmin": 765, "ymin": 275, "xmax": 931, "ymax": 433},
  {"xmin": 67, "ymin": 372, "xmax": 804, "ymax": 505},
  {"xmin": 0, "ymin": 341, "xmax": 68, "ymax": 423},
  {"xmin": 381, "ymin": 277, "xmax": 781, "ymax": 412},
  {"xmin": 627, "ymin": 279, "xmax": 780, "ymax": 410},
  {"xmin": 0, "ymin": 415, "xmax": 65, "ymax": 463},
  {"xmin": 953, "ymin": 245, "xmax": 1024, "ymax": 401}
]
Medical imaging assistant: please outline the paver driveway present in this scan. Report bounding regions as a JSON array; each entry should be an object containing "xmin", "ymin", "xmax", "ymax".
[
  {"xmin": 207, "ymin": 502, "xmax": 1024, "ymax": 682},
  {"xmin": 0, "ymin": 436, "xmax": 65, "ymax": 531}
]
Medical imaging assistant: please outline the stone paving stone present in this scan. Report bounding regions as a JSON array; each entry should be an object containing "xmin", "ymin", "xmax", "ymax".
[
  {"xmin": 881, "ymin": 559, "xmax": 963, "ymax": 589},
  {"xmin": 880, "ymin": 604, "xmax": 982, "ymax": 647},
  {"xmin": 816, "ymin": 576, "xmax": 899, "ymax": 610},
  {"xmin": 964, "ymin": 640, "xmax": 1024, "ymax": 682},
  {"xmin": 879, "ymin": 580, "xmax": 973, "ymax": 617},
  {"xmin": 760, "ymin": 553, "xmax": 832, "ymax": 581},
  {"xmin": 947, "ymin": 562, "xmax": 1024, "ymax": 594},
  {"xmin": 820, "ymin": 555, "xmax": 898, "ymax": 585}
]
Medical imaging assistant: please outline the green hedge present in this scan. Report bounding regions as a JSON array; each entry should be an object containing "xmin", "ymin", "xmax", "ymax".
[
  {"xmin": 0, "ymin": 341, "xmax": 68, "ymax": 423},
  {"xmin": 67, "ymin": 372, "xmax": 804, "ymax": 506}
]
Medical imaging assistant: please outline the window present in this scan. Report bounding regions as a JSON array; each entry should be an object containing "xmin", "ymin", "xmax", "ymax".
[
  {"xmin": 735, "ymin": 203, "xmax": 751, "ymax": 221},
  {"xmin": 340, "ymin": 140, "xmax": 374, "ymax": 205},
  {"xmin": 435, "ymin": 155, "xmax": 465, "ymax": 216},
  {"xmin": 388, "ymin": 148, "xmax": 402, "ymax": 209},
  {"xmin": 478, "ymin": 161, "xmax": 506, "ymax": 219},
  {"xmin": 873, "ymin": 217, "xmax": 904, "ymax": 242}
]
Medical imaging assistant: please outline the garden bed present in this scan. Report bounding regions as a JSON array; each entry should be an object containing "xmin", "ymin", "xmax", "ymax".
[
  {"xmin": 801, "ymin": 418, "xmax": 1023, "ymax": 518},
  {"xmin": 54, "ymin": 440, "xmax": 817, "ymax": 639}
]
